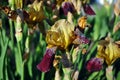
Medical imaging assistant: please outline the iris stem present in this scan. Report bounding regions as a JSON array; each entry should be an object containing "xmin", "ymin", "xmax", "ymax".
[{"xmin": 41, "ymin": 72, "xmax": 45, "ymax": 80}]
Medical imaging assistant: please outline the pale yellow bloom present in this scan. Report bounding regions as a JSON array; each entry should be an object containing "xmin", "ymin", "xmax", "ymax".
[
  {"xmin": 26, "ymin": 0, "xmax": 46, "ymax": 27},
  {"xmin": 97, "ymin": 40, "xmax": 120, "ymax": 65},
  {"xmin": 46, "ymin": 19, "xmax": 75, "ymax": 49}
]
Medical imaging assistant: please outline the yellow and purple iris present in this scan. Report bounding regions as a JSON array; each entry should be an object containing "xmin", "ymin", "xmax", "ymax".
[
  {"xmin": 96, "ymin": 40, "xmax": 120, "ymax": 65},
  {"xmin": 37, "ymin": 19, "xmax": 90, "ymax": 72}
]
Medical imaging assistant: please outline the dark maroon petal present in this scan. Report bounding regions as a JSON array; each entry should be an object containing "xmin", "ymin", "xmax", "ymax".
[
  {"xmin": 83, "ymin": 4, "xmax": 95, "ymax": 15},
  {"xmin": 74, "ymin": 27, "xmax": 90, "ymax": 44},
  {"xmin": 61, "ymin": 2, "xmax": 75, "ymax": 16},
  {"xmin": 23, "ymin": 10, "xmax": 29, "ymax": 19},
  {"xmin": 86, "ymin": 58, "xmax": 103, "ymax": 72},
  {"xmin": 37, "ymin": 47, "xmax": 57, "ymax": 72},
  {"xmin": 52, "ymin": 4, "xmax": 56, "ymax": 10},
  {"xmin": 73, "ymin": 36, "xmax": 90, "ymax": 44},
  {"xmin": 79, "ymin": 35, "xmax": 90, "ymax": 44}
]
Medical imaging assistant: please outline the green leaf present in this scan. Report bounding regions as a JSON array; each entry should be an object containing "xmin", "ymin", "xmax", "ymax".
[
  {"xmin": 27, "ymin": 54, "xmax": 33, "ymax": 78},
  {"xmin": 0, "ymin": 30, "xmax": 9, "ymax": 80},
  {"xmin": 15, "ymin": 42, "xmax": 24, "ymax": 80}
]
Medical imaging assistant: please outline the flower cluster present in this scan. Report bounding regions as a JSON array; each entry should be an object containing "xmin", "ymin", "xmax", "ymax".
[
  {"xmin": 37, "ymin": 18, "xmax": 90, "ymax": 72},
  {"xmin": 36, "ymin": 0, "xmax": 99, "ymax": 73},
  {"xmin": 1, "ymin": 0, "xmax": 120, "ymax": 80}
]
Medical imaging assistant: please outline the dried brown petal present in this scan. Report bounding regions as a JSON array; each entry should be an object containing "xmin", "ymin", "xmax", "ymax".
[
  {"xmin": 53, "ymin": 55, "xmax": 62, "ymax": 69},
  {"xmin": 114, "ymin": 0, "xmax": 120, "ymax": 16},
  {"xmin": 82, "ymin": 48, "xmax": 87, "ymax": 54},
  {"xmin": 72, "ymin": 70, "xmax": 79, "ymax": 80},
  {"xmin": 113, "ymin": 22, "xmax": 120, "ymax": 33}
]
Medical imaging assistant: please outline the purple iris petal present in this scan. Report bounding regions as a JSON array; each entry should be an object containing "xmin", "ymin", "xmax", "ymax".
[
  {"xmin": 86, "ymin": 58, "xmax": 103, "ymax": 72},
  {"xmin": 79, "ymin": 35, "xmax": 90, "ymax": 44},
  {"xmin": 74, "ymin": 27, "xmax": 90, "ymax": 44},
  {"xmin": 83, "ymin": 4, "xmax": 96, "ymax": 15},
  {"xmin": 37, "ymin": 47, "xmax": 57, "ymax": 72},
  {"xmin": 61, "ymin": 2, "xmax": 75, "ymax": 15}
]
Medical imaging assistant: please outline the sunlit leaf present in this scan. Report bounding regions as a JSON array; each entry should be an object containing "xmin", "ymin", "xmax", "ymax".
[{"xmin": 106, "ymin": 66, "xmax": 114, "ymax": 80}]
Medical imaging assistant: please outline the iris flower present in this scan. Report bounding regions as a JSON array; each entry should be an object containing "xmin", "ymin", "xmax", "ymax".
[
  {"xmin": 25, "ymin": 0, "xmax": 46, "ymax": 28},
  {"xmin": 1, "ymin": 0, "xmax": 45, "ymax": 28},
  {"xmin": 46, "ymin": 19, "xmax": 75, "ymax": 49},
  {"xmin": 96, "ymin": 40, "xmax": 120, "ymax": 65},
  {"xmin": 37, "ymin": 19, "xmax": 90, "ymax": 72},
  {"xmin": 37, "ymin": 19, "xmax": 75, "ymax": 72}
]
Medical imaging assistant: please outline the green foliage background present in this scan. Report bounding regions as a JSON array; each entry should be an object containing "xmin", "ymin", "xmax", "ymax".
[{"xmin": 0, "ymin": 0, "xmax": 120, "ymax": 80}]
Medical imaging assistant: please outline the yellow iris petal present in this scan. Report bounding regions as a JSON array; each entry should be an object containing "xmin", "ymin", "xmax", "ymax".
[
  {"xmin": 46, "ymin": 19, "xmax": 75, "ymax": 49},
  {"xmin": 26, "ymin": 0, "xmax": 46, "ymax": 27},
  {"xmin": 78, "ymin": 16, "xmax": 90, "ymax": 29},
  {"xmin": 97, "ymin": 40, "xmax": 120, "ymax": 65}
]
